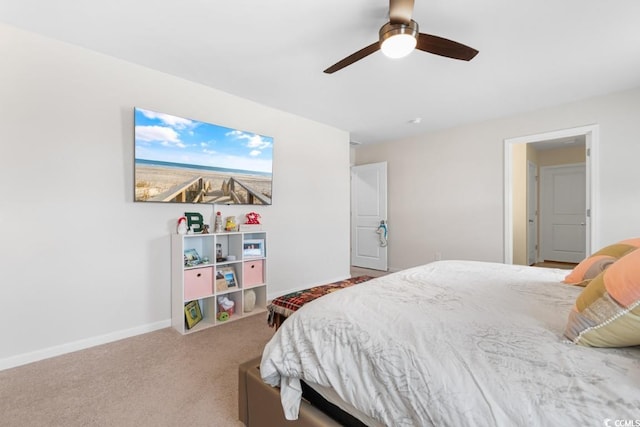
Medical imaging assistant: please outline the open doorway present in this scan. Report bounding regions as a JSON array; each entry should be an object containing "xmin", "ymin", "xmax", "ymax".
[{"xmin": 504, "ymin": 125, "xmax": 599, "ymax": 265}]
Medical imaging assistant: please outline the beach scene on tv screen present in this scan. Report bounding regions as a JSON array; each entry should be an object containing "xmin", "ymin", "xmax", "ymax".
[{"xmin": 134, "ymin": 107, "xmax": 273, "ymax": 205}]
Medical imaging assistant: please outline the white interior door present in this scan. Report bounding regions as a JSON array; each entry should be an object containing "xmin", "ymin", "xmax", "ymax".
[
  {"xmin": 527, "ymin": 161, "xmax": 538, "ymax": 265},
  {"xmin": 351, "ymin": 162, "xmax": 388, "ymax": 271},
  {"xmin": 540, "ymin": 164, "xmax": 586, "ymax": 263}
]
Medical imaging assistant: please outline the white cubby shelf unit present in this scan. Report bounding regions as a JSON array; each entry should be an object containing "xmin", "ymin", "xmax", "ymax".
[{"xmin": 171, "ymin": 231, "xmax": 267, "ymax": 334}]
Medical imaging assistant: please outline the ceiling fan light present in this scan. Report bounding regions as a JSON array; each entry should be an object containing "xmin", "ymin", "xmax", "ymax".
[
  {"xmin": 381, "ymin": 34, "xmax": 417, "ymax": 58},
  {"xmin": 379, "ymin": 20, "xmax": 419, "ymax": 59}
]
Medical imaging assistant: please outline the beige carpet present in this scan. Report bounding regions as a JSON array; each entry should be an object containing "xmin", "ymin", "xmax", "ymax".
[
  {"xmin": 350, "ymin": 266, "xmax": 389, "ymax": 278},
  {"xmin": 0, "ymin": 314, "xmax": 274, "ymax": 427},
  {"xmin": 533, "ymin": 261, "xmax": 577, "ymax": 269}
]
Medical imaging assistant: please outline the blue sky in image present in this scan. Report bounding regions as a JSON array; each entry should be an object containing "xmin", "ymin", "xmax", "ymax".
[{"xmin": 134, "ymin": 108, "xmax": 273, "ymax": 173}]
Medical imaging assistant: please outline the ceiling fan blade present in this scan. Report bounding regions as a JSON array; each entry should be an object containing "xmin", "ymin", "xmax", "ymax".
[
  {"xmin": 324, "ymin": 42, "xmax": 380, "ymax": 74},
  {"xmin": 416, "ymin": 33, "xmax": 478, "ymax": 61},
  {"xmin": 389, "ymin": 0, "xmax": 415, "ymax": 24}
]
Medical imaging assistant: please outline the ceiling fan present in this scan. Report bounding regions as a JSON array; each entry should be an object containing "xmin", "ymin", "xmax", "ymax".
[{"xmin": 324, "ymin": 0, "xmax": 478, "ymax": 74}]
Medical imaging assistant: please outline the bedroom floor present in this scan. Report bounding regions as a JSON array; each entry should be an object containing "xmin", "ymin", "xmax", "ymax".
[
  {"xmin": 0, "ymin": 314, "xmax": 274, "ymax": 427},
  {"xmin": 350, "ymin": 266, "xmax": 390, "ymax": 278},
  {"xmin": 533, "ymin": 261, "xmax": 577, "ymax": 269}
]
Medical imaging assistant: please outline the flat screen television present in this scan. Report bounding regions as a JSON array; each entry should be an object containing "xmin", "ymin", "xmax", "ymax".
[{"xmin": 134, "ymin": 107, "xmax": 273, "ymax": 205}]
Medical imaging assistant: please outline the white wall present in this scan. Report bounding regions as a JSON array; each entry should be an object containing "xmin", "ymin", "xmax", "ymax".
[
  {"xmin": 355, "ymin": 87, "xmax": 640, "ymax": 271},
  {"xmin": 0, "ymin": 24, "xmax": 351, "ymax": 369}
]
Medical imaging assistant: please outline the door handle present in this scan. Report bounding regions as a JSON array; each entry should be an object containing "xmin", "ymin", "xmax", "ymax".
[{"xmin": 376, "ymin": 221, "xmax": 388, "ymax": 247}]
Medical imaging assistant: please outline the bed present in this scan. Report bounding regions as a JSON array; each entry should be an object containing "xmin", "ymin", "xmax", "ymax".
[{"xmin": 257, "ymin": 260, "xmax": 640, "ymax": 426}]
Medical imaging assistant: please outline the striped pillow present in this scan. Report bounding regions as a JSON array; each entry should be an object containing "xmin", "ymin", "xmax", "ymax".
[
  {"xmin": 563, "ymin": 238, "xmax": 640, "ymax": 286},
  {"xmin": 564, "ymin": 248, "xmax": 640, "ymax": 347}
]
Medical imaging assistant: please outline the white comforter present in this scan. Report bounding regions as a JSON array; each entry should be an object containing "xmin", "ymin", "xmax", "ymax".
[{"xmin": 260, "ymin": 260, "xmax": 640, "ymax": 426}]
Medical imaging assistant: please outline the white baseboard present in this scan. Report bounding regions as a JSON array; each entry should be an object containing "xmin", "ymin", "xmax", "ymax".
[{"xmin": 0, "ymin": 319, "xmax": 171, "ymax": 371}]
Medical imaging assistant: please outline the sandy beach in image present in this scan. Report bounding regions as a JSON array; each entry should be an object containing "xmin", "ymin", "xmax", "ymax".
[{"xmin": 135, "ymin": 164, "xmax": 272, "ymax": 204}]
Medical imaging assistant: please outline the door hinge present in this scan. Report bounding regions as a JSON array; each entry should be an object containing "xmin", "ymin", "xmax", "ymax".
[
  {"xmin": 586, "ymin": 208, "xmax": 591, "ymax": 217},
  {"xmin": 587, "ymin": 148, "xmax": 591, "ymax": 157}
]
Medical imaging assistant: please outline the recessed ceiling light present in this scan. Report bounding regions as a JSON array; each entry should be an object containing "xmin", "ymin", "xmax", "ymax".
[{"xmin": 408, "ymin": 117, "xmax": 422, "ymax": 124}]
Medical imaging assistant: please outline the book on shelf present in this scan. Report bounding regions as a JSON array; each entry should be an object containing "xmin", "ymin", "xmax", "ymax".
[{"xmin": 184, "ymin": 300, "xmax": 203, "ymax": 329}]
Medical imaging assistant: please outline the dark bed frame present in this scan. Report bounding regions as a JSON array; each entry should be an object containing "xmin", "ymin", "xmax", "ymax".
[{"xmin": 238, "ymin": 356, "xmax": 366, "ymax": 427}]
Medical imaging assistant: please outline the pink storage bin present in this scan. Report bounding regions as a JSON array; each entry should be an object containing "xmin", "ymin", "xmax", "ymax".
[
  {"xmin": 243, "ymin": 260, "xmax": 264, "ymax": 287},
  {"xmin": 184, "ymin": 267, "xmax": 213, "ymax": 300}
]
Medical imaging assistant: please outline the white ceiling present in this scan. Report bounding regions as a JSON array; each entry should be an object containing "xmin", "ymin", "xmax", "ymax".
[{"xmin": 2, "ymin": 0, "xmax": 640, "ymax": 145}]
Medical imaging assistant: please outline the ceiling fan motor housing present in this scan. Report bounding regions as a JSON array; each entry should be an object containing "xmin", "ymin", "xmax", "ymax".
[{"xmin": 379, "ymin": 20, "xmax": 419, "ymax": 58}]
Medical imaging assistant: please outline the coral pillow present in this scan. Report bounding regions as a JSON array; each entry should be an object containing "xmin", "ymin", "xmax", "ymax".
[
  {"xmin": 563, "ymin": 238, "xmax": 640, "ymax": 286},
  {"xmin": 564, "ymin": 248, "xmax": 640, "ymax": 347}
]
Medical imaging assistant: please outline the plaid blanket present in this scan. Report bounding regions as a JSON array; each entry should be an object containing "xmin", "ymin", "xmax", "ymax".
[{"xmin": 267, "ymin": 276, "xmax": 374, "ymax": 326}]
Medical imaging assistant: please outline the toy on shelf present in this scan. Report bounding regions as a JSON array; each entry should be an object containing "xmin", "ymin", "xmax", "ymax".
[
  {"xmin": 177, "ymin": 217, "xmax": 188, "ymax": 235},
  {"xmin": 214, "ymin": 211, "xmax": 223, "ymax": 233},
  {"xmin": 218, "ymin": 295, "xmax": 235, "ymax": 311},
  {"xmin": 245, "ymin": 211, "xmax": 261, "ymax": 224},
  {"xmin": 217, "ymin": 296, "xmax": 235, "ymax": 321},
  {"xmin": 225, "ymin": 216, "xmax": 237, "ymax": 232},
  {"xmin": 239, "ymin": 211, "xmax": 262, "ymax": 231}
]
